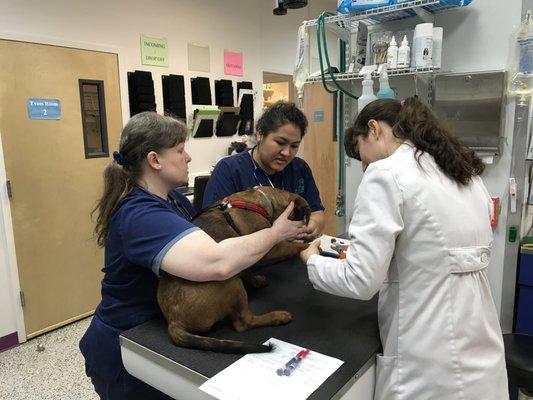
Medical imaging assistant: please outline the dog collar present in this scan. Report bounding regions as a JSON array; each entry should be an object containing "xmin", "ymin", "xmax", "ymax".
[{"xmin": 220, "ymin": 198, "xmax": 270, "ymax": 221}]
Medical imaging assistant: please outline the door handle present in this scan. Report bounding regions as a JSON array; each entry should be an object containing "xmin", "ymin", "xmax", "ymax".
[{"xmin": 6, "ymin": 180, "xmax": 12, "ymax": 199}]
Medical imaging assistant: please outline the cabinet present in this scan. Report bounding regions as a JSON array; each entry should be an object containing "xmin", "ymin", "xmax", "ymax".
[
  {"xmin": 303, "ymin": 84, "xmax": 340, "ymax": 236},
  {"xmin": 516, "ymin": 248, "xmax": 533, "ymax": 334}
]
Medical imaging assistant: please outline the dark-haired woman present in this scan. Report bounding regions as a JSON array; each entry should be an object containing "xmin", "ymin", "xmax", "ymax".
[
  {"xmin": 300, "ymin": 98, "xmax": 508, "ymax": 399},
  {"xmin": 203, "ymin": 101, "xmax": 325, "ymax": 241},
  {"xmin": 79, "ymin": 112, "xmax": 307, "ymax": 400}
]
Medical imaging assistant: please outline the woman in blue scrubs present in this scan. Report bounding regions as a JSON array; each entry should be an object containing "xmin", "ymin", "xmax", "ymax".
[
  {"xmin": 79, "ymin": 112, "xmax": 306, "ymax": 400},
  {"xmin": 203, "ymin": 101, "xmax": 325, "ymax": 241}
]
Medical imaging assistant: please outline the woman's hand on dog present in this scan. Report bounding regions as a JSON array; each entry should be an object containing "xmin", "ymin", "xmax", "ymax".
[
  {"xmin": 299, "ymin": 240, "xmax": 321, "ymax": 263},
  {"xmin": 272, "ymin": 201, "xmax": 308, "ymax": 242}
]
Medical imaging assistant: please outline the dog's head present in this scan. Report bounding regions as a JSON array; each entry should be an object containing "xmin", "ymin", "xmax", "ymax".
[{"xmin": 232, "ymin": 186, "xmax": 311, "ymax": 224}]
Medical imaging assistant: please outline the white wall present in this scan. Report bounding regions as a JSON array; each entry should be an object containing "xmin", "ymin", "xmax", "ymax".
[
  {"xmin": 259, "ymin": 0, "xmax": 339, "ymax": 75},
  {"xmin": 345, "ymin": 0, "xmax": 523, "ymax": 321},
  {"xmin": 0, "ymin": 0, "xmax": 336, "ymax": 340}
]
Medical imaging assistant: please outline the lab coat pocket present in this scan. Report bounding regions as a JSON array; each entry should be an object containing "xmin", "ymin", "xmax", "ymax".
[{"xmin": 374, "ymin": 354, "xmax": 399, "ymax": 400}]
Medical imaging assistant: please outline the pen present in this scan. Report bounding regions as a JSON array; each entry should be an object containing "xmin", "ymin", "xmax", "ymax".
[{"xmin": 276, "ymin": 349, "xmax": 311, "ymax": 376}]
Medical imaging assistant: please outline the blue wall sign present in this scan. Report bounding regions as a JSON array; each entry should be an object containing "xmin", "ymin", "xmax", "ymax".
[
  {"xmin": 27, "ymin": 98, "xmax": 61, "ymax": 120},
  {"xmin": 313, "ymin": 110, "xmax": 324, "ymax": 122}
]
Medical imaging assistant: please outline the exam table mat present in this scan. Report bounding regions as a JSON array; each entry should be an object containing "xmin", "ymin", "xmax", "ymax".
[{"xmin": 121, "ymin": 259, "xmax": 380, "ymax": 400}]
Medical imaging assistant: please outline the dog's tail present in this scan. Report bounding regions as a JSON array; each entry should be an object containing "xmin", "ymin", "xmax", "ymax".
[{"xmin": 169, "ymin": 325, "xmax": 272, "ymax": 354}]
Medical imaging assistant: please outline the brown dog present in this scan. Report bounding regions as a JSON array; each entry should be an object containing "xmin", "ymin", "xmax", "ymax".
[{"xmin": 157, "ymin": 186, "xmax": 311, "ymax": 354}]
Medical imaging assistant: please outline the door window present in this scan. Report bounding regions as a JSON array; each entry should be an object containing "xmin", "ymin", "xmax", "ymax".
[{"xmin": 79, "ymin": 80, "xmax": 109, "ymax": 158}]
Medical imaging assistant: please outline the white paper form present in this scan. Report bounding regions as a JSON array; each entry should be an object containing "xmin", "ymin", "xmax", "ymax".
[{"xmin": 199, "ymin": 338, "xmax": 344, "ymax": 400}]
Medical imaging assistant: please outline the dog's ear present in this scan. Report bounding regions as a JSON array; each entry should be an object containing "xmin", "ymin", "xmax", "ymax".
[{"xmin": 291, "ymin": 195, "xmax": 311, "ymax": 223}]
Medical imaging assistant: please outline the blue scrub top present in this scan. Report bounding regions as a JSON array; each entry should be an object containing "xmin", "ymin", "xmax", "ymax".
[
  {"xmin": 80, "ymin": 188, "xmax": 198, "ymax": 381},
  {"xmin": 96, "ymin": 188, "xmax": 198, "ymax": 330},
  {"xmin": 202, "ymin": 149, "xmax": 324, "ymax": 212}
]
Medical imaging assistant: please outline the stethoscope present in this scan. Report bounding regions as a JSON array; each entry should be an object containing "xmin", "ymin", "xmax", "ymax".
[
  {"xmin": 250, "ymin": 146, "xmax": 285, "ymax": 190},
  {"xmin": 137, "ymin": 186, "xmax": 193, "ymax": 220},
  {"xmin": 167, "ymin": 194, "xmax": 193, "ymax": 220}
]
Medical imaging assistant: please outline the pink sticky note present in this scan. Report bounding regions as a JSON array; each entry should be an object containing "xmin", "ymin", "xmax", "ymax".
[{"xmin": 224, "ymin": 50, "xmax": 243, "ymax": 76}]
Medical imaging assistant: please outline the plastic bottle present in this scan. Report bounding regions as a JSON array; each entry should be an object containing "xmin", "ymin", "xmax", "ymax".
[
  {"xmin": 377, "ymin": 67, "xmax": 395, "ymax": 99},
  {"xmin": 432, "ymin": 27, "xmax": 443, "ymax": 69},
  {"xmin": 397, "ymin": 35, "xmax": 411, "ymax": 69},
  {"xmin": 386, "ymin": 36, "xmax": 398, "ymax": 69},
  {"xmin": 413, "ymin": 23, "xmax": 433, "ymax": 68},
  {"xmin": 358, "ymin": 73, "xmax": 377, "ymax": 113}
]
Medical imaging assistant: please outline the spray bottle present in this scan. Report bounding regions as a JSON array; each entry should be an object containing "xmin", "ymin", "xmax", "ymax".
[
  {"xmin": 357, "ymin": 65, "xmax": 378, "ymax": 112},
  {"xmin": 377, "ymin": 65, "xmax": 395, "ymax": 99},
  {"xmin": 358, "ymin": 72, "xmax": 377, "ymax": 113}
]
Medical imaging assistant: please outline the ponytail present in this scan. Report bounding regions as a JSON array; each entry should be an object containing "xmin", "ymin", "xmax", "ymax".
[
  {"xmin": 346, "ymin": 97, "xmax": 484, "ymax": 185},
  {"xmin": 92, "ymin": 163, "xmax": 136, "ymax": 247}
]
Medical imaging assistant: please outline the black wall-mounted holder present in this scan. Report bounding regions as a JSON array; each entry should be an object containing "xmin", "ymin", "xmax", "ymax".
[
  {"xmin": 162, "ymin": 74, "xmax": 186, "ymax": 120},
  {"xmin": 128, "ymin": 70, "xmax": 156, "ymax": 117},
  {"xmin": 191, "ymin": 77, "xmax": 212, "ymax": 105}
]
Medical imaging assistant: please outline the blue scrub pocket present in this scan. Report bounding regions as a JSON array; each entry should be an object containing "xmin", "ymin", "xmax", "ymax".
[{"xmin": 79, "ymin": 316, "xmax": 124, "ymax": 382}]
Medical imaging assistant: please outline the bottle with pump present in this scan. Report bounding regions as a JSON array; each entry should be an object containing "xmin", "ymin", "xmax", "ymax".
[
  {"xmin": 377, "ymin": 66, "xmax": 395, "ymax": 99},
  {"xmin": 397, "ymin": 35, "xmax": 411, "ymax": 69},
  {"xmin": 387, "ymin": 36, "xmax": 398, "ymax": 69},
  {"xmin": 358, "ymin": 72, "xmax": 377, "ymax": 113}
]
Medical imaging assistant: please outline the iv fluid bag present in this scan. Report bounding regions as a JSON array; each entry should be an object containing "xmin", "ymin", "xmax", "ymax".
[{"xmin": 294, "ymin": 25, "xmax": 309, "ymax": 99}]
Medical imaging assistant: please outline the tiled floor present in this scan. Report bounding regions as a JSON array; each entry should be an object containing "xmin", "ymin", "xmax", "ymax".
[{"xmin": 0, "ymin": 317, "xmax": 98, "ymax": 400}]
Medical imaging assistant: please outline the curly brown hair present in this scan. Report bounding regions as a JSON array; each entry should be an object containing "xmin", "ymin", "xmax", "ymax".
[{"xmin": 344, "ymin": 97, "xmax": 484, "ymax": 185}]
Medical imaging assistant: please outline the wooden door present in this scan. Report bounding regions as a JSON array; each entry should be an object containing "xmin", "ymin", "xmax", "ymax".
[
  {"xmin": 303, "ymin": 83, "xmax": 339, "ymax": 236},
  {"xmin": 0, "ymin": 40, "xmax": 122, "ymax": 338}
]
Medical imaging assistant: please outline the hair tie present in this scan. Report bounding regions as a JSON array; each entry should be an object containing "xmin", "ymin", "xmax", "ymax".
[
  {"xmin": 113, "ymin": 151, "xmax": 124, "ymax": 165},
  {"xmin": 400, "ymin": 99, "xmax": 406, "ymax": 108}
]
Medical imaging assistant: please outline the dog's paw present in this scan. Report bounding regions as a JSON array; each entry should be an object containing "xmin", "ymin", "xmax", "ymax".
[
  {"xmin": 245, "ymin": 274, "xmax": 268, "ymax": 289},
  {"xmin": 272, "ymin": 311, "xmax": 292, "ymax": 325}
]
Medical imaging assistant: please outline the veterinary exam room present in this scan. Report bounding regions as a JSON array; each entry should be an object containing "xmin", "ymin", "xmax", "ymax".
[{"xmin": 0, "ymin": 0, "xmax": 532, "ymax": 399}]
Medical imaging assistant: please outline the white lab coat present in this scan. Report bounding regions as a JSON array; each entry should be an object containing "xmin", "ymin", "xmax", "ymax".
[{"xmin": 307, "ymin": 142, "xmax": 508, "ymax": 400}]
